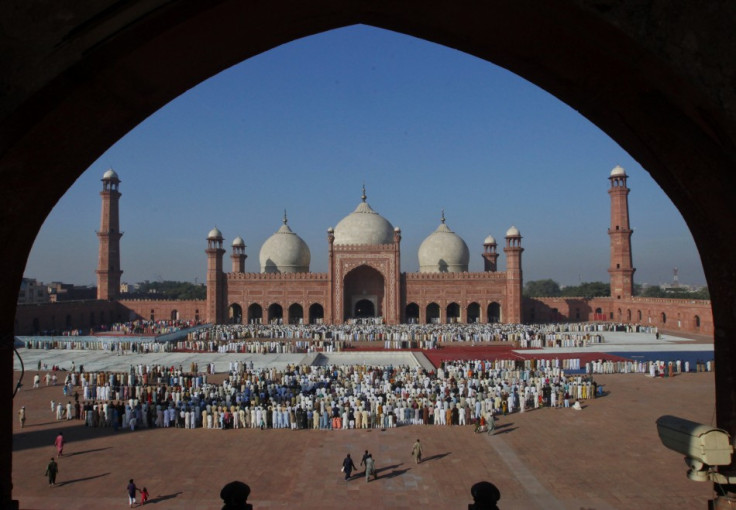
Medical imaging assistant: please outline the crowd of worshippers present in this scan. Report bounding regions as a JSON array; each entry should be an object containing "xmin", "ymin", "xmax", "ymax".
[
  {"xmin": 185, "ymin": 322, "xmax": 616, "ymax": 347},
  {"xmin": 49, "ymin": 359, "xmax": 602, "ymax": 431}
]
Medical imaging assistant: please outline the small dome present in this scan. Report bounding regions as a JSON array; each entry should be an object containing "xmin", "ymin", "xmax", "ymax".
[
  {"xmin": 610, "ymin": 165, "xmax": 626, "ymax": 177},
  {"xmin": 506, "ymin": 225, "xmax": 520, "ymax": 237},
  {"xmin": 418, "ymin": 213, "xmax": 469, "ymax": 273},
  {"xmin": 259, "ymin": 214, "xmax": 310, "ymax": 273},
  {"xmin": 333, "ymin": 187, "xmax": 395, "ymax": 246},
  {"xmin": 484, "ymin": 235, "xmax": 496, "ymax": 245},
  {"xmin": 102, "ymin": 169, "xmax": 119, "ymax": 181},
  {"xmin": 207, "ymin": 227, "xmax": 223, "ymax": 240},
  {"xmin": 232, "ymin": 236, "xmax": 245, "ymax": 247}
]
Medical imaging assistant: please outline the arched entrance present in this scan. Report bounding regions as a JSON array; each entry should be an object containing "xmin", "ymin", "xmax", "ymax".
[
  {"xmin": 354, "ymin": 299, "xmax": 375, "ymax": 318},
  {"xmin": 487, "ymin": 302, "xmax": 501, "ymax": 323},
  {"xmin": 228, "ymin": 304, "xmax": 242, "ymax": 324},
  {"xmin": 268, "ymin": 303, "xmax": 283, "ymax": 324},
  {"xmin": 343, "ymin": 265, "xmax": 384, "ymax": 321},
  {"xmin": 446, "ymin": 302, "xmax": 461, "ymax": 323},
  {"xmin": 288, "ymin": 303, "xmax": 303, "ymax": 324},
  {"xmin": 248, "ymin": 303, "xmax": 263, "ymax": 324},
  {"xmin": 426, "ymin": 303, "xmax": 440, "ymax": 324},
  {"xmin": 309, "ymin": 303, "xmax": 324, "ymax": 324},
  {"xmin": 467, "ymin": 302, "xmax": 480, "ymax": 323},
  {"xmin": 405, "ymin": 303, "xmax": 419, "ymax": 323}
]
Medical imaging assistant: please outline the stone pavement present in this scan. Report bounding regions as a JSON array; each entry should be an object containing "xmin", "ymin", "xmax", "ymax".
[{"xmin": 12, "ymin": 365, "xmax": 717, "ymax": 509}]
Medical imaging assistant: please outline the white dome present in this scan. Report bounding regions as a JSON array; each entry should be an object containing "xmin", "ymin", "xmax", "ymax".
[
  {"xmin": 484, "ymin": 235, "xmax": 496, "ymax": 245},
  {"xmin": 259, "ymin": 217, "xmax": 310, "ymax": 273},
  {"xmin": 102, "ymin": 169, "xmax": 119, "ymax": 181},
  {"xmin": 333, "ymin": 190, "xmax": 395, "ymax": 246},
  {"xmin": 207, "ymin": 227, "xmax": 223, "ymax": 240},
  {"xmin": 418, "ymin": 216, "xmax": 469, "ymax": 273},
  {"xmin": 506, "ymin": 225, "xmax": 520, "ymax": 237},
  {"xmin": 232, "ymin": 236, "xmax": 245, "ymax": 247},
  {"xmin": 610, "ymin": 165, "xmax": 626, "ymax": 177}
]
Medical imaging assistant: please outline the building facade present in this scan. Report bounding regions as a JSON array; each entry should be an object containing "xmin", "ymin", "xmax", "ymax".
[
  {"xmin": 207, "ymin": 189, "xmax": 523, "ymax": 325},
  {"xmin": 13, "ymin": 167, "xmax": 714, "ymax": 336}
]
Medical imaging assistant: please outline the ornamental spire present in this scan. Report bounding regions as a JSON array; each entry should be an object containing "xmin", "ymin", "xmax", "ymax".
[
  {"xmin": 283, "ymin": 209, "xmax": 288, "ymax": 225},
  {"xmin": 441, "ymin": 209, "xmax": 446, "ymax": 224}
]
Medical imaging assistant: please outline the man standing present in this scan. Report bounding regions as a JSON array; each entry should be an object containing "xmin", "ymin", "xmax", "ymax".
[
  {"xmin": 411, "ymin": 439, "xmax": 423, "ymax": 464},
  {"xmin": 18, "ymin": 407, "xmax": 26, "ymax": 428},
  {"xmin": 45, "ymin": 457, "xmax": 58, "ymax": 486}
]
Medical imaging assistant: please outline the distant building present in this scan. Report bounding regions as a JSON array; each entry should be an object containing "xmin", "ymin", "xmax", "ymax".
[
  {"xmin": 17, "ymin": 278, "xmax": 49, "ymax": 305},
  {"xmin": 47, "ymin": 282, "xmax": 97, "ymax": 302}
]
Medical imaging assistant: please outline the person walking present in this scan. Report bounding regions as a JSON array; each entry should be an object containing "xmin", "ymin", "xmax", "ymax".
[
  {"xmin": 127, "ymin": 479, "xmax": 138, "ymax": 507},
  {"xmin": 54, "ymin": 432, "xmax": 64, "ymax": 458},
  {"xmin": 18, "ymin": 407, "xmax": 26, "ymax": 428},
  {"xmin": 360, "ymin": 450, "xmax": 370, "ymax": 475},
  {"xmin": 411, "ymin": 439, "xmax": 423, "ymax": 464},
  {"xmin": 364, "ymin": 454, "xmax": 376, "ymax": 482},
  {"xmin": 341, "ymin": 453, "xmax": 357, "ymax": 481},
  {"xmin": 45, "ymin": 457, "xmax": 58, "ymax": 486}
]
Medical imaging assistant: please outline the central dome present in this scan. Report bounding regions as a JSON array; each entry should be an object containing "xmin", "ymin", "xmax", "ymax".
[
  {"xmin": 333, "ymin": 188, "xmax": 395, "ymax": 246},
  {"xmin": 418, "ymin": 213, "xmax": 469, "ymax": 273},
  {"xmin": 259, "ymin": 213, "xmax": 310, "ymax": 273}
]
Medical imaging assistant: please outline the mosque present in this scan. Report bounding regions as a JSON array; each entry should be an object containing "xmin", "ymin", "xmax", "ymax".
[
  {"xmin": 205, "ymin": 185, "xmax": 523, "ymax": 326},
  {"xmin": 13, "ymin": 166, "xmax": 713, "ymax": 336}
]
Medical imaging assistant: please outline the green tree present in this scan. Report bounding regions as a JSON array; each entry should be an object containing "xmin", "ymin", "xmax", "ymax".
[
  {"xmin": 561, "ymin": 281, "xmax": 610, "ymax": 297},
  {"xmin": 524, "ymin": 279, "xmax": 561, "ymax": 297}
]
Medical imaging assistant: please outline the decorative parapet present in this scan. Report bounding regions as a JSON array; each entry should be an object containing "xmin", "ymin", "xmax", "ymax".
[
  {"xmin": 332, "ymin": 243, "xmax": 398, "ymax": 251},
  {"xmin": 226, "ymin": 272, "xmax": 328, "ymax": 281},
  {"xmin": 404, "ymin": 271, "xmax": 507, "ymax": 281},
  {"xmin": 118, "ymin": 299, "xmax": 206, "ymax": 304}
]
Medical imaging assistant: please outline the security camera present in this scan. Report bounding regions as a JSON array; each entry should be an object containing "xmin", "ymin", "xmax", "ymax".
[{"xmin": 656, "ymin": 415, "xmax": 734, "ymax": 481}]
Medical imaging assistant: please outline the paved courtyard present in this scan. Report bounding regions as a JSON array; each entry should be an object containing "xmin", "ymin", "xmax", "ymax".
[{"xmin": 10, "ymin": 342, "xmax": 718, "ymax": 509}]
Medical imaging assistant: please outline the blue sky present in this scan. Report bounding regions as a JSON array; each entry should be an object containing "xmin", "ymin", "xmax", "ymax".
[{"xmin": 23, "ymin": 25, "xmax": 705, "ymax": 288}]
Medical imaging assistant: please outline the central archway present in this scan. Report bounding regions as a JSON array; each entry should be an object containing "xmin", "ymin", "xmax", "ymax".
[
  {"xmin": 354, "ymin": 299, "xmax": 375, "ymax": 318},
  {"xmin": 343, "ymin": 265, "xmax": 385, "ymax": 321}
]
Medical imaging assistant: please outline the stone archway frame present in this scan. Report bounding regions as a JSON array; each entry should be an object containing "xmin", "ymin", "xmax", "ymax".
[
  {"xmin": 335, "ymin": 256, "xmax": 397, "ymax": 323},
  {"xmin": 3, "ymin": 2, "xmax": 736, "ymax": 506}
]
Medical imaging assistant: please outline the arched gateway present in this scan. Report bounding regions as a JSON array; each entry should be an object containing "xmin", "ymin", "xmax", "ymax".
[{"xmin": 343, "ymin": 265, "xmax": 384, "ymax": 320}]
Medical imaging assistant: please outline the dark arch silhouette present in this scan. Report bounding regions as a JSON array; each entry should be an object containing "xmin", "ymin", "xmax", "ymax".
[
  {"xmin": 228, "ymin": 304, "xmax": 242, "ymax": 324},
  {"xmin": 308, "ymin": 303, "xmax": 324, "ymax": 324},
  {"xmin": 288, "ymin": 303, "xmax": 304, "ymax": 324},
  {"xmin": 268, "ymin": 303, "xmax": 283, "ymax": 323},
  {"xmin": 2, "ymin": 2, "xmax": 736, "ymax": 506},
  {"xmin": 354, "ymin": 299, "xmax": 375, "ymax": 318},
  {"xmin": 487, "ymin": 302, "xmax": 501, "ymax": 323},
  {"xmin": 446, "ymin": 302, "xmax": 460, "ymax": 323},
  {"xmin": 405, "ymin": 303, "xmax": 419, "ymax": 323},
  {"xmin": 467, "ymin": 302, "xmax": 480, "ymax": 323},
  {"xmin": 247, "ymin": 303, "xmax": 263, "ymax": 324},
  {"xmin": 426, "ymin": 303, "xmax": 440, "ymax": 324}
]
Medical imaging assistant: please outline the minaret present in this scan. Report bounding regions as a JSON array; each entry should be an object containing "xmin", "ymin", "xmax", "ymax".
[
  {"xmin": 608, "ymin": 165, "xmax": 635, "ymax": 299},
  {"xmin": 482, "ymin": 235, "xmax": 499, "ymax": 272},
  {"xmin": 504, "ymin": 226, "xmax": 524, "ymax": 323},
  {"xmin": 231, "ymin": 237, "xmax": 247, "ymax": 273},
  {"xmin": 206, "ymin": 227, "xmax": 226, "ymax": 323},
  {"xmin": 96, "ymin": 169, "xmax": 123, "ymax": 300}
]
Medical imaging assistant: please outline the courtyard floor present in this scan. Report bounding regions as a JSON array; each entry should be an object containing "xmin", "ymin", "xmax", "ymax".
[{"xmin": 11, "ymin": 358, "xmax": 717, "ymax": 509}]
